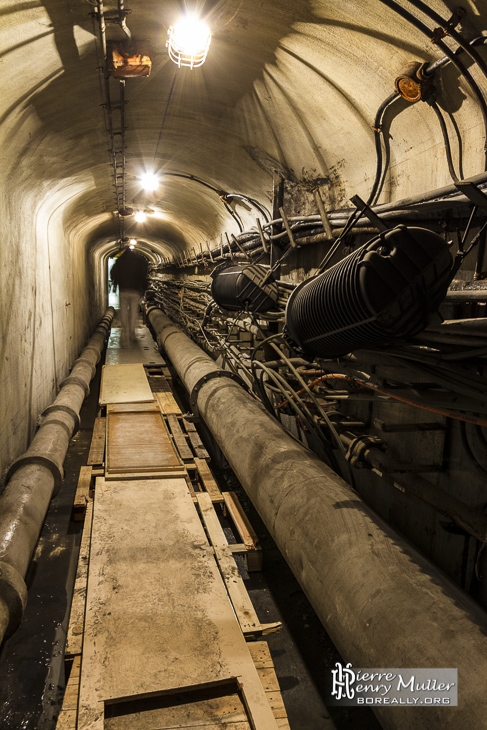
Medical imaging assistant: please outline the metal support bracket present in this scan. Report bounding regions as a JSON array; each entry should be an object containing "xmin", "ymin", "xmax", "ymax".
[
  {"xmin": 454, "ymin": 181, "xmax": 487, "ymax": 208},
  {"xmin": 350, "ymin": 194, "xmax": 389, "ymax": 231},
  {"xmin": 190, "ymin": 370, "xmax": 247, "ymax": 418}
]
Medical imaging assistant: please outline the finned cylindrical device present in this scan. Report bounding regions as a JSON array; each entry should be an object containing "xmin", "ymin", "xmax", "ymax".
[
  {"xmin": 211, "ymin": 263, "xmax": 279, "ymax": 312},
  {"xmin": 284, "ymin": 225, "xmax": 453, "ymax": 359}
]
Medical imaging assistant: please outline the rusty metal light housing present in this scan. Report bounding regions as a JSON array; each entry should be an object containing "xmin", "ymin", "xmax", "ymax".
[
  {"xmin": 394, "ymin": 61, "xmax": 433, "ymax": 102},
  {"xmin": 107, "ymin": 40, "xmax": 153, "ymax": 79}
]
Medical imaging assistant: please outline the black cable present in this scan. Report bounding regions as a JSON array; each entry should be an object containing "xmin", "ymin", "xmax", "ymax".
[
  {"xmin": 428, "ymin": 101, "xmax": 459, "ymax": 182},
  {"xmin": 369, "ymin": 92, "xmax": 401, "ymax": 205},
  {"xmin": 405, "ymin": 0, "xmax": 487, "ymax": 83},
  {"xmin": 153, "ymin": 67, "xmax": 177, "ymax": 161},
  {"xmin": 378, "ymin": 0, "xmax": 487, "ymax": 168}
]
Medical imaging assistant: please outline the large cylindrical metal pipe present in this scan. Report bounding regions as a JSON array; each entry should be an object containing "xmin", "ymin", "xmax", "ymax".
[
  {"xmin": 148, "ymin": 305, "xmax": 487, "ymax": 730},
  {"xmin": 0, "ymin": 308, "xmax": 114, "ymax": 645}
]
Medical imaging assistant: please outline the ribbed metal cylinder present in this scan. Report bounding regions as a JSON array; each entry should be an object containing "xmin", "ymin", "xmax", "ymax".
[{"xmin": 285, "ymin": 225, "xmax": 453, "ymax": 358}]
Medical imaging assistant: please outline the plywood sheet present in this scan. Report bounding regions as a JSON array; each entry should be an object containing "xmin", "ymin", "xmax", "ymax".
[
  {"xmin": 78, "ymin": 478, "xmax": 279, "ymax": 730},
  {"xmin": 107, "ymin": 410, "xmax": 181, "ymax": 473},
  {"xmin": 100, "ymin": 364, "xmax": 154, "ymax": 405}
]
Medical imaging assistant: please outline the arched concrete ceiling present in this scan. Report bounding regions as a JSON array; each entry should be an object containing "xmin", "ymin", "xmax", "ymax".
[{"xmin": 2, "ymin": 0, "xmax": 487, "ymax": 263}]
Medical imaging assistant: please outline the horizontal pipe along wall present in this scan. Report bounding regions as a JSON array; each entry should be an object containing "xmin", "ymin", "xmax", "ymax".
[
  {"xmin": 0, "ymin": 308, "xmax": 115, "ymax": 646},
  {"xmin": 147, "ymin": 305, "xmax": 487, "ymax": 730}
]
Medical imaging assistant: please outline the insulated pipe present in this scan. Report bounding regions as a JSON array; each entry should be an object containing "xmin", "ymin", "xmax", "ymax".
[
  {"xmin": 0, "ymin": 308, "xmax": 114, "ymax": 645},
  {"xmin": 148, "ymin": 306, "xmax": 487, "ymax": 730}
]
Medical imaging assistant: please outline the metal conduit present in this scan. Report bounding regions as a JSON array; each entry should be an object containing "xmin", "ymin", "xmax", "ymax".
[
  {"xmin": 0, "ymin": 308, "xmax": 115, "ymax": 646},
  {"xmin": 147, "ymin": 305, "xmax": 487, "ymax": 730}
]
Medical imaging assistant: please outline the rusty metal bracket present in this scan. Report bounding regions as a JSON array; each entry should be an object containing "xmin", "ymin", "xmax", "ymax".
[
  {"xmin": 190, "ymin": 370, "xmax": 247, "ymax": 418},
  {"xmin": 431, "ymin": 7, "xmax": 466, "ymax": 44}
]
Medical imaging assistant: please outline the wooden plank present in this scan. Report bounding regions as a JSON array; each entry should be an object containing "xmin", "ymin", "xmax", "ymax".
[
  {"xmin": 73, "ymin": 466, "xmax": 92, "ymax": 522},
  {"xmin": 55, "ymin": 656, "xmax": 82, "ymax": 729},
  {"xmin": 87, "ymin": 416, "xmax": 106, "ymax": 465},
  {"xmin": 223, "ymin": 492, "xmax": 262, "ymax": 572},
  {"xmin": 79, "ymin": 478, "xmax": 279, "ymax": 730},
  {"xmin": 167, "ymin": 415, "xmax": 194, "ymax": 461},
  {"xmin": 195, "ymin": 458, "xmax": 224, "ymax": 504},
  {"xmin": 99, "ymin": 363, "xmax": 155, "ymax": 405},
  {"xmin": 249, "ymin": 643, "xmax": 290, "ymax": 729},
  {"xmin": 107, "ymin": 402, "xmax": 159, "ymax": 413},
  {"xmin": 107, "ymin": 410, "xmax": 181, "ymax": 473},
  {"xmin": 156, "ymin": 391, "xmax": 181, "ymax": 416},
  {"xmin": 183, "ymin": 417, "xmax": 210, "ymax": 460},
  {"xmin": 104, "ymin": 469, "xmax": 188, "ymax": 481},
  {"xmin": 197, "ymin": 494, "xmax": 261, "ymax": 635},
  {"xmin": 65, "ymin": 501, "xmax": 93, "ymax": 657}
]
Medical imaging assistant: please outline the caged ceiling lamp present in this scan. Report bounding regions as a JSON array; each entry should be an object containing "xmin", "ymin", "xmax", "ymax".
[{"xmin": 167, "ymin": 15, "xmax": 212, "ymax": 69}]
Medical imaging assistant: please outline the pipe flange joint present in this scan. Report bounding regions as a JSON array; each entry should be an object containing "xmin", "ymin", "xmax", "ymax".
[
  {"xmin": 5, "ymin": 455, "xmax": 64, "ymax": 495},
  {"xmin": 346, "ymin": 434, "xmax": 384, "ymax": 468},
  {"xmin": 41, "ymin": 404, "xmax": 81, "ymax": 435},
  {"xmin": 0, "ymin": 562, "xmax": 28, "ymax": 639},
  {"xmin": 73, "ymin": 356, "xmax": 97, "ymax": 376},
  {"xmin": 190, "ymin": 370, "xmax": 246, "ymax": 418},
  {"xmin": 59, "ymin": 375, "xmax": 90, "ymax": 397}
]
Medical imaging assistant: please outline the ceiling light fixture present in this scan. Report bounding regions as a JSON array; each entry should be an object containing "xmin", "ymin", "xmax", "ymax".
[
  {"xmin": 134, "ymin": 210, "xmax": 147, "ymax": 223},
  {"xmin": 167, "ymin": 15, "xmax": 211, "ymax": 69},
  {"xmin": 140, "ymin": 171, "xmax": 159, "ymax": 192},
  {"xmin": 129, "ymin": 238, "xmax": 137, "ymax": 246}
]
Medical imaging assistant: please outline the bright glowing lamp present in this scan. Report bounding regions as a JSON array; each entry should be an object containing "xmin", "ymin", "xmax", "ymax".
[
  {"xmin": 129, "ymin": 238, "xmax": 137, "ymax": 246},
  {"xmin": 167, "ymin": 16, "xmax": 211, "ymax": 69},
  {"xmin": 134, "ymin": 211, "xmax": 147, "ymax": 223},
  {"xmin": 140, "ymin": 172, "xmax": 159, "ymax": 192}
]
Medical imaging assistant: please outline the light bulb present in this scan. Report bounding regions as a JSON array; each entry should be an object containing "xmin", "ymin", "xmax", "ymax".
[
  {"xmin": 129, "ymin": 238, "xmax": 137, "ymax": 246},
  {"xmin": 167, "ymin": 15, "xmax": 211, "ymax": 68},
  {"xmin": 134, "ymin": 211, "xmax": 147, "ymax": 223},
  {"xmin": 140, "ymin": 172, "xmax": 159, "ymax": 192}
]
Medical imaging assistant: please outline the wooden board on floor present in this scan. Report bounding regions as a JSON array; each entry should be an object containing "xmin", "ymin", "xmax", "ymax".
[
  {"xmin": 72, "ymin": 466, "xmax": 92, "ymax": 522},
  {"xmin": 194, "ymin": 458, "xmax": 224, "ymax": 504},
  {"xmin": 99, "ymin": 364, "xmax": 154, "ymax": 405},
  {"xmin": 78, "ymin": 477, "xmax": 280, "ymax": 730},
  {"xmin": 167, "ymin": 415, "xmax": 194, "ymax": 461},
  {"xmin": 55, "ymin": 655, "xmax": 81, "ymax": 730},
  {"xmin": 197, "ymin": 494, "xmax": 280, "ymax": 638},
  {"xmin": 87, "ymin": 416, "xmax": 106, "ymax": 465},
  {"xmin": 106, "ymin": 409, "xmax": 181, "ymax": 473},
  {"xmin": 65, "ymin": 501, "xmax": 94, "ymax": 657},
  {"xmin": 155, "ymin": 391, "xmax": 182, "ymax": 416},
  {"xmin": 223, "ymin": 491, "xmax": 262, "ymax": 572},
  {"xmin": 183, "ymin": 417, "xmax": 210, "ymax": 460}
]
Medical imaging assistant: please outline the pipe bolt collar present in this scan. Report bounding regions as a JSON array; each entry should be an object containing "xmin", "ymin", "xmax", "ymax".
[{"xmin": 0, "ymin": 562, "xmax": 28, "ymax": 639}]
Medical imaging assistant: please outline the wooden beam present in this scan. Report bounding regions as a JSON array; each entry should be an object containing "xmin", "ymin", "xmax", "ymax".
[
  {"xmin": 194, "ymin": 458, "xmax": 224, "ymax": 504},
  {"xmin": 167, "ymin": 415, "xmax": 194, "ymax": 461},
  {"xmin": 87, "ymin": 416, "xmax": 106, "ymax": 466},
  {"xmin": 223, "ymin": 492, "xmax": 262, "ymax": 571},
  {"xmin": 73, "ymin": 466, "xmax": 92, "ymax": 522},
  {"xmin": 66, "ymin": 502, "xmax": 93, "ymax": 657}
]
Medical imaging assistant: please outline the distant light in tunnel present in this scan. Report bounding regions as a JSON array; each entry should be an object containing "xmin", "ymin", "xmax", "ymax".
[
  {"xmin": 140, "ymin": 172, "xmax": 159, "ymax": 192},
  {"xmin": 167, "ymin": 15, "xmax": 211, "ymax": 69},
  {"xmin": 134, "ymin": 211, "xmax": 147, "ymax": 223},
  {"xmin": 129, "ymin": 238, "xmax": 137, "ymax": 246}
]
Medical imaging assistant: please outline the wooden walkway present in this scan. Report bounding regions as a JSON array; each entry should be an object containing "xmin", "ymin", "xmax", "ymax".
[{"xmin": 57, "ymin": 362, "xmax": 288, "ymax": 730}]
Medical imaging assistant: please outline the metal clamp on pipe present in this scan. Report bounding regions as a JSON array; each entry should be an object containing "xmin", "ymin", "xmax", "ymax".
[{"xmin": 190, "ymin": 370, "xmax": 247, "ymax": 418}]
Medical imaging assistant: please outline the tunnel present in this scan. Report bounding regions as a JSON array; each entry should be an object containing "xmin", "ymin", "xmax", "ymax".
[{"xmin": 1, "ymin": 1, "xmax": 487, "ymax": 728}]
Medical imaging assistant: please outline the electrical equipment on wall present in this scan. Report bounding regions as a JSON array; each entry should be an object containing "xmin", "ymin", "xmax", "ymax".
[
  {"xmin": 284, "ymin": 225, "xmax": 453, "ymax": 359},
  {"xmin": 394, "ymin": 61, "xmax": 434, "ymax": 102},
  {"xmin": 107, "ymin": 40, "xmax": 153, "ymax": 78},
  {"xmin": 211, "ymin": 263, "xmax": 279, "ymax": 312}
]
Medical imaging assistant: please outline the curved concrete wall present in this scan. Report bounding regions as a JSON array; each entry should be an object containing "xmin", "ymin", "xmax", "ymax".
[{"xmin": 1, "ymin": 0, "xmax": 486, "ymax": 475}]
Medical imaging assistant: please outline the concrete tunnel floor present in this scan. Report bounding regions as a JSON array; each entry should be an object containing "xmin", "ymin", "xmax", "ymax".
[{"xmin": 0, "ymin": 319, "xmax": 381, "ymax": 730}]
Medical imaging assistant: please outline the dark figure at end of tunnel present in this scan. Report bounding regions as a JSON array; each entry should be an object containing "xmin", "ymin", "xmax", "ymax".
[{"xmin": 110, "ymin": 247, "xmax": 148, "ymax": 346}]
